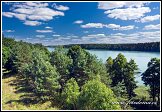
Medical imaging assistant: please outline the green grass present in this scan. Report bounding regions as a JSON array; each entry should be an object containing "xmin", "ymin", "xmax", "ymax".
[{"xmin": 2, "ymin": 74, "xmax": 59, "ymax": 110}]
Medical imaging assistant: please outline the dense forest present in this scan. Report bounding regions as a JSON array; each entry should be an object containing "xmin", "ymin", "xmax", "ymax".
[
  {"xmin": 47, "ymin": 42, "xmax": 160, "ymax": 52},
  {"xmin": 2, "ymin": 37, "xmax": 160, "ymax": 110}
]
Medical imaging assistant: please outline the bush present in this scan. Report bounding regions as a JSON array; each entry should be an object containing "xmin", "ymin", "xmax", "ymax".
[{"xmin": 78, "ymin": 79, "xmax": 121, "ymax": 110}]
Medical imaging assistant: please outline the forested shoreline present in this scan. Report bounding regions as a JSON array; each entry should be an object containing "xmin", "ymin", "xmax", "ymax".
[
  {"xmin": 2, "ymin": 37, "xmax": 160, "ymax": 110},
  {"xmin": 47, "ymin": 42, "xmax": 160, "ymax": 52}
]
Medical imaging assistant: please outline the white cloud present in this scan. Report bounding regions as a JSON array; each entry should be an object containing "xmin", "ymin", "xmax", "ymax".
[
  {"xmin": 88, "ymin": 34, "xmax": 106, "ymax": 37},
  {"xmin": 53, "ymin": 34, "xmax": 60, "ymax": 36},
  {"xmin": 52, "ymin": 3, "xmax": 69, "ymax": 11},
  {"xmin": 67, "ymin": 35, "xmax": 78, "ymax": 38},
  {"xmin": 98, "ymin": 2, "xmax": 125, "ymax": 10},
  {"xmin": 105, "ymin": 7, "xmax": 151, "ymax": 20},
  {"xmin": 143, "ymin": 24, "xmax": 160, "ymax": 30},
  {"xmin": 36, "ymin": 35, "xmax": 45, "ymax": 38},
  {"xmin": 106, "ymin": 24, "xmax": 120, "ymax": 29},
  {"xmin": 13, "ymin": 8, "xmax": 34, "ymax": 14},
  {"xmin": 24, "ymin": 31, "xmax": 160, "ymax": 45},
  {"xmin": 81, "ymin": 23, "xmax": 104, "ymax": 28},
  {"xmin": 45, "ymin": 26, "xmax": 53, "ymax": 29},
  {"xmin": 36, "ymin": 30, "xmax": 53, "ymax": 33},
  {"xmin": 81, "ymin": 23, "xmax": 134, "ymax": 30},
  {"xmin": 98, "ymin": 2, "xmax": 148, "ymax": 10},
  {"xmin": 3, "ymin": 2, "xmax": 66, "ymax": 26},
  {"xmin": 3, "ymin": 12, "xmax": 27, "ymax": 20},
  {"xmin": 81, "ymin": 34, "xmax": 106, "ymax": 40},
  {"xmin": 119, "ymin": 25, "xmax": 135, "ymax": 30},
  {"xmin": 26, "ymin": 8, "xmax": 64, "ymax": 21},
  {"xmin": 27, "ymin": 15, "xmax": 52, "ymax": 21},
  {"xmin": 74, "ymin": 20, "xmax": 83, "ymax": 24},
  {"xmin": 136, "ymin": 14, "xmax": 160, "ymax": 23},
  {"xmin": 14, "ymin": 13, "xmax": 26, "ymax": 20},
  {"xmin": 26, "ymin": 2, "xmax": 48, "ymax": 7},
  {"xmin": 13, "ymin": 7, "xmax": 64, "ymax": 21},
  {"xmin": 2, "ymin": 12, "xmax": 15, "ymax": 17},
  {"xmin": 5, "ymin": 30, "xmax": 15, "ymax": 32},
  {"xmin": 98, "ymin": 2, "xmax": 151, "ymax": 21},
  {"xmin": 24, "ymin": 20, "xmax": 41, "ymax": 26},
  {"xmin": 84, "ymin": 31, "xmax": 159, "ymax": 44},
  {"xmin": 138, "ymin": 31, "xmax": 160, "ymax": 39}
]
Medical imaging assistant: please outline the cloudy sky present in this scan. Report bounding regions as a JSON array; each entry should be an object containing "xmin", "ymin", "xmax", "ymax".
[{"xmin": 2, "ymin": 2, "xmax": 160, "ymax": 45}]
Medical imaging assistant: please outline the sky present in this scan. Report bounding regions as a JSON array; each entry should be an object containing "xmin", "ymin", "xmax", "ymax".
[{"xmin": 2, "ymin": 2, "xmax": 160, "ymax": 45}]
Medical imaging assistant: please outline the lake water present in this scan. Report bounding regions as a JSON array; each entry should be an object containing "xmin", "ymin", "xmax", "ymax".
[{"xmin": 47, "ymin": 47, "xmax": 160, "ymax": 85}]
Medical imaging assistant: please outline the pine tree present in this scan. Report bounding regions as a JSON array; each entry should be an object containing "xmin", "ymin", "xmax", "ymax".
[
  {"xmin": 24, "ymin": 50, "xmax": 61, "ymax": 100},
  {"xmin": 141, "ymin": 58, "xmax": 160, "ymax": 105},
  {"xmin": 62, "ymin": 78, "xmax": 80, "ymax": 109}
]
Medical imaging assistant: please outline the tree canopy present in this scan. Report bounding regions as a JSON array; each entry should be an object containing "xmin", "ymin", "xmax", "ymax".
[
  {"xmin": 142, "ymin": 58, "xmax": 160, "ymax": 105},
  {"xmin": 78, "ymin": 79, "xmax": 121, "ymax": 110}
]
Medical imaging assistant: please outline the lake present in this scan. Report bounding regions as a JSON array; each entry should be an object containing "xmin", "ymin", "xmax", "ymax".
[{"xmin": 47, "ymin": 47, "xmax": 160, "ymax": 85}]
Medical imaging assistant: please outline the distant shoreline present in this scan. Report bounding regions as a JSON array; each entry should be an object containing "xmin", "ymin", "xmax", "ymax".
[{"xmin": 46, "ymin": 42, "xmax": 160, "ymax": 52}]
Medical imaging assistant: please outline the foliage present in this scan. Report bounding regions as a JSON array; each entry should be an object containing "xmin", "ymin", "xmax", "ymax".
[
  {"xmin": 105, "ymin": 57, "xmax": 113, "ymax": 73},
  {"xmin": 67, "ymin": 45, "xmax": 91, "ymax": 87},
  {"xmin": 77, "ymin": 79, "xmax": 121, "ymax": 110},
  {"xmin": 11, "ymin": 41, "xmax": 33, "ymax": 73},
  {"xmin": 133, "ymin": 86, "xmax": 150, "ymax": 101},
  {"xmin": 106, "ymin": 53, "xmax": 138, "ymax": 98},
  {"xmin": 67, "ymin": 45, "xmax": 111, "ymax": 87},
  {"xmin": 2, "ymin": 45, "xmax": 11, "ymax": 67},
  {"xmin": 63, "ymin": 42, "xmax": 160, "ymax": 52},
  {"xmin": 2, "ymin": 37, "xmax": 49, "ymax": 74},
  {"xmin": 85, "ymin": 55, "xmax": 112, "ymax": 86},
  {"xmin": 62, "ymin": 78, "xmax": 80, "ymax": 109},
  {"xmin": 24, "ymin": 50, "xmax": 61, "ymax": 99},
  {"xmin": 50, "ymin": 46, "xmax": 72, "ymax": 91},
  {"xmin": 141, "ymin": 58, "xmax": 160, "ymax": 103},
  {"xmin": 124, "ymin": 59, "xmax": 138, "ymax": 97}
]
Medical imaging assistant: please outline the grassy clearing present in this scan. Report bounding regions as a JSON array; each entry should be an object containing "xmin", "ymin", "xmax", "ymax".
[{"xmin": 2, "ymin": 73, "xmax": 59, "ymax": 110}]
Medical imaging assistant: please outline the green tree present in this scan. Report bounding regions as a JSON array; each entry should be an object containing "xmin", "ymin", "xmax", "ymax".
[
  {"xmin": 11, "ymin": 41, "xmax": 33, "ymax": 73},
  {"xmin": 124, "ymin": 59, "xmax": 138, "ymax": 97},
  {"xmin": 62, "ymin": 78, "xmax": 80, "ymax": 109},
  {"xmin": 141, "ymin": 58, "xmax": 160, "ymax": 104},
  {"xmin": 50, "ymin": 46, "xmax": 72, "ymax": 91},
  {"xmin": 106, "ymin": 54, "xmax": 137, "ymax": 98},
  {"xmin": 78, "ymin": 79, "xmax": 121, "ymax": 110},
  {"xmin": 111, "ymin": 80, "xmax": 129, "ymax": 109},
  {"xmin": 86, "ymin": 55, "xmax": 112, "ymax": 86},
  {"xmin": 2, "ymin": 46, "xmax": 11, "ymax": 67},
  {"xmin": 2, "ymin": 37, "xmax": 16, "ymax": 49},
  {"xmin": 24, "ymin": 50, "xmax": 60, "ymax": 99},
  {"xmin": 67, "ymin": 45, "xmax": 111, "ymax": 87},
  {"xmin": 2, "ymin": 37, "xmax": 17, "ymax": 71},
  {"xmin": 112, "ymin": 80, "xmax": 128, "ymax": 99},
  {"xmin": 105, "ymin": 57, "xmax": 113, "ymax": 73},
  {"xmin": 67, "ymin": 45, "xmax": 90, "ymax": 87},
  {"xmin": 111, "ymin": 53, "xmax": 127, "ymax": 86}
]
